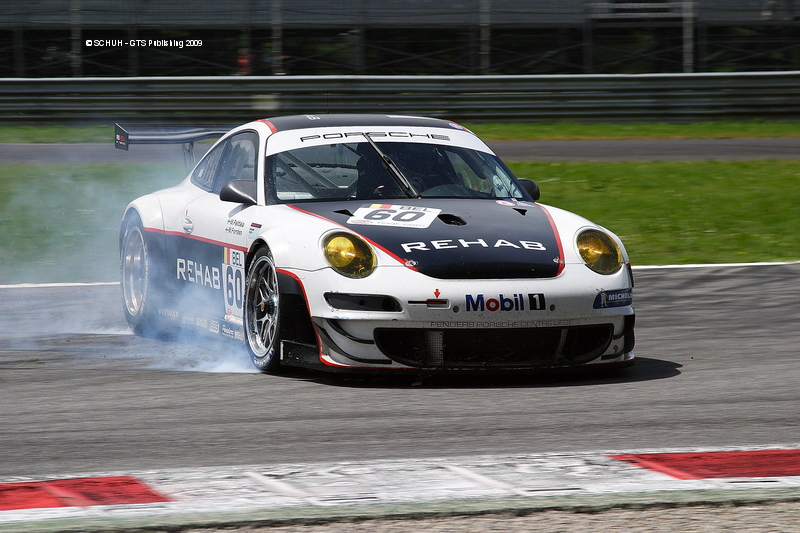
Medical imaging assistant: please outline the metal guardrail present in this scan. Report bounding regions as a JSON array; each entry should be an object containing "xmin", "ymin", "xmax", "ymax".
[
  {"xmin": 587, "ymin": 1, "xmax": 685, "ymax": 18},
  {"xmin": 2, "ymin": 72, "xmax": 800, "ymax": 123},
  {"xmin": 1, "ymin": 0, "xmax": 796, "ymax": 28}
]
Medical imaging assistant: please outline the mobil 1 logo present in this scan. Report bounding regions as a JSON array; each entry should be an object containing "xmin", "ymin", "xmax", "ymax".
[{"xmin": 465, "ymin": 292, "xmax": 547, "ymax": 312}]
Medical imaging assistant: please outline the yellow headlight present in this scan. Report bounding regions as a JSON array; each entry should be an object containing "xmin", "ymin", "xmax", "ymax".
[
  {"xmin": 577, "ymin": 229, "xmax": 622, "ymax": 275},
  {"xmin": 323, "ymin": 232, "xmax": 376, "ymax": 278}
]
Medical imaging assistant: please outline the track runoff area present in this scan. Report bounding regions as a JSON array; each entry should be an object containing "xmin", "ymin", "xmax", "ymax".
[
  {"xmin": 2, "ymin": 262, "xmax": 800, "ymax": 531},
  {"xmin": 2, "ymin": 447, "xmax": 800, "ymax": 531}
]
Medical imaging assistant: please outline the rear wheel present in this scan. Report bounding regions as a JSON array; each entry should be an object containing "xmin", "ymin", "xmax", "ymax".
[
  {"xmin": 120, "ymin": 214, "xmax": 151, "ymax": 334},
  {"xmin": 244, "ymin": 247, "xmax": 283, "ymax": 371}
]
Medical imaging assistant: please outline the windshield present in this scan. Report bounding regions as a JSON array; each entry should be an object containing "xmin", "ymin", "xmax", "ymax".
[{"xmin": 265, "ymin": 141, "xmax": 525, "ymax": 203}]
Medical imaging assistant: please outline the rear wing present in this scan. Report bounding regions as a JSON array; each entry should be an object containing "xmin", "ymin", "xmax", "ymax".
[{"xmin": 114, "ymin": 123, "xmax": 234, "ymax": 170}]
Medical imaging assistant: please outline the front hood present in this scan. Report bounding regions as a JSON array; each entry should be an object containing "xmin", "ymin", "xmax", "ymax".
[{"xmin": 290, "ymin": 199, "xmax": 564, "ymax": 279}]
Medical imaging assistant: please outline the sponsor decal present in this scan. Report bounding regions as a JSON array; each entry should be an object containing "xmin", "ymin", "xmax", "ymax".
[
  {"xmin": 209, "ymin": 320, "xmax": 220, "ymax": 334},
  {"xmin": 249, "ymin": 222, "xmax": 262, "ymax": 238},
  {"xmin": 224, "ymin": 247, "xmax": 245, "ymax": 268},
  {"xmin": 430, "ymin": 319, "xmax": 571, "ymax": 328},
  {"xmin": 219, "ymin": 323, "xmax": 244, "ymax": 340},
  {"xmin": 348, "ymin": 204, "xmax": 441, "ymax": 229},
  {"xmin": 222, "ymin": 248, "xmax": 245, "ymax": 322},
  {"xmin": 158, "ymin": 308, "xmax": 179, "ymax": 319},
  {"xmin": 299, "ymin": 131, "xmax": 450, "ymax": 143},
  {"xmin": 196, "ymin": 317, "xmax": 209, "ymax": 329},
  {"xmin": 402, "ymin": 239, "xmax": 546, "ymax": 253},
  {"xmin": 225, "ymin": 218, "xmax": 244, "ymax": 236},
  {"xmin": 224, "ymin": 313, "xmax": 243, "ymax": 327},
  {"xmin": 465, "ymin": 293, "xmax": 547, "ymax": 312},
  {"xmin": 593, "ymin": 289, "xmax": 633, "ymax": 309},
  {"xmin": 176, "ymin": 258, "xmax": 221, "ymax": 290},
  {"xmin": 223, "ymin": 248, "xmax": 245, "ymax": 322}
]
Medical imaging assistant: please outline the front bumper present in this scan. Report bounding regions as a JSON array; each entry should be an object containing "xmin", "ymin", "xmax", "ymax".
[{"xmin": 279, "ymin": 264, "xmax": 635, "ymax": 371}]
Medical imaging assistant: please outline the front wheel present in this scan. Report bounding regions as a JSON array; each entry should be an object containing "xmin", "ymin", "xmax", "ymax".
[{"xmin": 244, "ymin": 248, "xmax": 283, "ymax": 371}]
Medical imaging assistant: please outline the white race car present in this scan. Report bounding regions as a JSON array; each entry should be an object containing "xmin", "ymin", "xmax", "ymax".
[{"xmin": 117, "ymin": 115, "xmax": 635, "ymax": 373}]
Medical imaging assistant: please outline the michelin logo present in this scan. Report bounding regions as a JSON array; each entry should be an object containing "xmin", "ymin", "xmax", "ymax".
[{"xmin": 593, "ymin": 289, "xmax": 633, "ymax": 309}]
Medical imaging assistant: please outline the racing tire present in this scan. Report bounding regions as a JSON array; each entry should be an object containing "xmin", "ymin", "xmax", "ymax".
[
  {"xmin": 120, "ymin": 213, "xmax": 154, "ymax": 336},
  {"xmin": 244, "ymin": 247, "xmax": 283, "ymax": 372}
]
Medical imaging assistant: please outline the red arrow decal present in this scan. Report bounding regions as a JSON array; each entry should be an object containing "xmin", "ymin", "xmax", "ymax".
[{"xmin": 434, "ymin": 289, "xmax": 441, "ymax": 298}]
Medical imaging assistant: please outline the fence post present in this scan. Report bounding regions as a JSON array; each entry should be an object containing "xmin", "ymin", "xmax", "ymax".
[{"xmin": 683, "ymin": 0, "xmax": 695, "ymax": 73}]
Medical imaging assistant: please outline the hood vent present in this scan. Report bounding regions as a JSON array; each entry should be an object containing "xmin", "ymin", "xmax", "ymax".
[{"xmin": 438, "ymin": 213, "xmax": 466, "ymax": 226}]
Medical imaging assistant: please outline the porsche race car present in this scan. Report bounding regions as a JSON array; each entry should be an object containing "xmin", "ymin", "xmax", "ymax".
[{"xmin": 117, "ymin": 114, "xmax": 635, "ymax": 373}]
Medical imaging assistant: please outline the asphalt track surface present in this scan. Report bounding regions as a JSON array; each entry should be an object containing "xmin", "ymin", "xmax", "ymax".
[
  {"xmin": 1, "ymin": 263, "xmax": 799, "ymax": 480},
  {"xmin": 2, "ymin": 140, "xmax": 799, "ymax": 530}
]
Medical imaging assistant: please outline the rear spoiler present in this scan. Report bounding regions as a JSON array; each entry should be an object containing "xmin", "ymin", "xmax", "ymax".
[{"xmin": 114, "ymin": 123, "xmax": 235, "ymax": 170}]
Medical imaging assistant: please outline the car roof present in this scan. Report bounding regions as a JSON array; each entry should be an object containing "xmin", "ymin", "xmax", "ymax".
[{"xmin": 259, "ymin": 114, "xmax": 467, "ymax": 133}]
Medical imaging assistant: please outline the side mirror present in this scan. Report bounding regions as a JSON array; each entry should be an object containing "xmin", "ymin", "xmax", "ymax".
[
  {"xmin": 220, "ymin": 179, "xmax": 258, "ymax": 205},
  {"xmin": 519, "ymin": 178, "xmax": 540, "ymax": 202}
]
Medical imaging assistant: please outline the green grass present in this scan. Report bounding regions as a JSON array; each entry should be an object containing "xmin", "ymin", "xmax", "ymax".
[
  {"xmin": 0, "ymin": 124, "xmax": 113, "ymax": 144},
  {"xmin": 509, "ymin": 160, "xmax": 800, "ymax": 265},
  {"xmin": 2, "ymin": 120, "xmax": 800, "ymax": 143},
  {"xmin": 466, "ymin": 121, "xmax": 800, "ymax": 141},
  {"xmin": 0, "ymin": 159, "xmax": 797, "ymax": 284}
]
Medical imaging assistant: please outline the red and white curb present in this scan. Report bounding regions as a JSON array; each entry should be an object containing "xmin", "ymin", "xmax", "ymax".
[{"xmin": 3, "ymin": 446, "xmax": 800, "ymax": 529}]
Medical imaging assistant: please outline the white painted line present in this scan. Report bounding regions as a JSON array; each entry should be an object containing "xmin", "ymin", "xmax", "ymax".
[
  {"xmin": 245, "ymin": 471, "xmax": 326, "ymax": 507},
  {"xmin": 0, "ymin": 281, "xmax": 119, "ymax": 289},
  {"xmin": 445, "ymin": 465, "xmax": 521, "ymax": 494},
  {"xmin": 632, "ymin": 261, "xmax": 800, "ymax": 270}
]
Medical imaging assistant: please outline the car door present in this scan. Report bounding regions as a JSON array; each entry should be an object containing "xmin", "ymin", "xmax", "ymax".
[{"xmin": 171, "ymin": 131, "xmax": 259, "ymax": 332}]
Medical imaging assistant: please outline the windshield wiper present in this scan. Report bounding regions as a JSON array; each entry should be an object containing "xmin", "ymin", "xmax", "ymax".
[{"xmin": 359, "ymin": 133, "xmax": 420, "ymax": 198}]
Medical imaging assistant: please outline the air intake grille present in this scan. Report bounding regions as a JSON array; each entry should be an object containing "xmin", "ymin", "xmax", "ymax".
[{"xmin": 374, "ymin": 325, "xmax": 614, "ymax": 369}]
